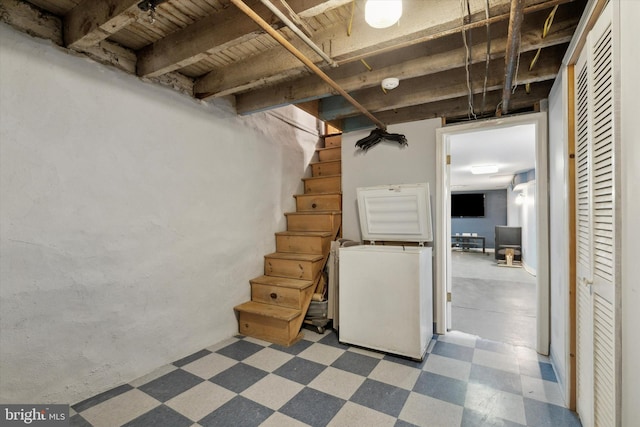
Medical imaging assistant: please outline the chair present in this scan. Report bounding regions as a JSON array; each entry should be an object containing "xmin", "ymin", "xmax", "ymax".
[{"xmin": 495, "ymin": 226, "xmax": 522, "ymax": 262}]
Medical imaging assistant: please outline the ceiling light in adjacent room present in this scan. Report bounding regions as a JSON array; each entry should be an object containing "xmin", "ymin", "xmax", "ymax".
[
  {"xmin": 470, "ymin": 165, "xmax": 499, "ymax": 175},
  {"xmin": 365, "ymin": 0, "xmax": 403, "ymax": 29}
]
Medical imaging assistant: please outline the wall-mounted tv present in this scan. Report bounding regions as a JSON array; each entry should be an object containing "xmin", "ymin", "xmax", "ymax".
[{"xmin": 451, "ymin": 193, "xmax": 485, "ymax": 217}]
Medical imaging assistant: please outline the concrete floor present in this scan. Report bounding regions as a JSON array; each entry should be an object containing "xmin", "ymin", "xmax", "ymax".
[{"xmin": 450, "ymin": 250, "xmax": 537, "ymax": 349}]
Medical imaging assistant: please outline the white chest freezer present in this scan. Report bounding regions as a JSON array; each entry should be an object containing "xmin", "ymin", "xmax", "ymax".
[{"xmin": 339, "ymin": 183, "xmax": 433, "ymax": 360}]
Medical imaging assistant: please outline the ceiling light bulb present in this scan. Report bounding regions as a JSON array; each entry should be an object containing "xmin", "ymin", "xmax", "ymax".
[
  {"xmin": 365, "ymin": 0, "xmax": 403, "ymax": 29},
  {"xmin": 470, "ymin": 165, "xmax": 499, "ymax": 175}
]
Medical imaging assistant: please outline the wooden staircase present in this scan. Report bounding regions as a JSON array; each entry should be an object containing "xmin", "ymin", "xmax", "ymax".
[{"xmin": 234, "ymin": 133, "xmax": 342, "ymax": 346}]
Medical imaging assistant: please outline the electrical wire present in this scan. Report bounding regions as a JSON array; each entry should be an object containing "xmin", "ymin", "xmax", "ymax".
[
  {"xmin": 347, "ymin": 0, "xmax": 355, "ymax": 36},
  {"xmin": 347, "ymin": 3, "xmax": 377, "ymax": 93},
  {"xmin": 525, "ymin": 5, "xmax": 559, "ymax": 93},
  {"xmin": 511, "ymin": 33, "xmax": 521, "ymax": 94}
]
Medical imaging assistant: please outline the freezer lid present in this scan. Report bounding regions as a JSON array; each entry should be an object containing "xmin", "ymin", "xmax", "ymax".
[{"xmin": 357, "ymin": 183, "xmax": 433, "ymax": 243}]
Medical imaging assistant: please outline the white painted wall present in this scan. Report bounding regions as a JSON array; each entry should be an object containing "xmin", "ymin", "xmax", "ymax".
[
  {"xmin": 547, "ymin": 68, "xmax": 570, "ymax": 404},
  {"xmin": 619, "ymin": 0, "xmax": 640, "ymax": 424},
  {"xmin": 0, "ymin": 25, "xmax": 319, "ymax": 404},
  {"xmin": 341, "ymin": 119, "xmax": 441, "ymax": 242},
  {"xmin": 521, "ymin": 181, "xmax": 537, "ymax": 275},
  {"xmin": 506, "ymin": 185, "xmax": 523, "ymax": 227}
]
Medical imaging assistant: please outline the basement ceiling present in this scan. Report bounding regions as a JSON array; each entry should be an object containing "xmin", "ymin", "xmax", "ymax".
[{"xmin": 1, "ymin": 0, "xmax": 587, "ymax": 130}]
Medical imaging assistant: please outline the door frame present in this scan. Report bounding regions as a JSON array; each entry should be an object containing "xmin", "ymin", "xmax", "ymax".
[{"xmin": 435, "ymin": 112, "xmax": 550, "ymax": 355}]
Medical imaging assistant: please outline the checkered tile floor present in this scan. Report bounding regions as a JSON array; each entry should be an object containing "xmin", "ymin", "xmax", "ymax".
[{"xmin": 69, "ymin": 330, "xmax": 581, "ymax": 427}]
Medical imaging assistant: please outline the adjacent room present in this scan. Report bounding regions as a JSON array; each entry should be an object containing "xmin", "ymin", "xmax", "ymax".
[{"xmin": 448, "ymin": 124, "xmax": 538, "ymax": 349}]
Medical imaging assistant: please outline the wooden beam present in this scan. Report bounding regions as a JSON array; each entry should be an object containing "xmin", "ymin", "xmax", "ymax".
[
  {"xmin": 319, "ymin": 45, "xmax": 565, "ymax": 121},
  {"xmin": 0, "ymin": 0, "xmax": 62, "ymax": 45},
  {"xmin": 137, "ymin": 0, "xmax": 263, "ymax": 78},
  {"xmin": 195, "ymin": 0, "xmax": 572, "ymax": 98},
  {"xmin": 340, "ymin": 81, "xmax": 554, "ymax": 131},
  {"xmin": 0, "ymin": 0, "xmax": 193, "ymax": 95},
  {"xmin": 502, "ymin": 0, "xmax": 526, "ymax": 113},
  {"xmin": 77, "ymin": 39, "xmax": 195, "ymax": 95},
  {"xmin": 323, "ymin": 0, "xmax": 571, "ymax": 63},
  {"xmin": 294, "ymin": 0, "xmax": 353, "ymax": 18},
  {"xmin": 63, "ymin": 0, "xmax": 141, "ymax": 50},
  {"xmin": 136, "ymin": 0, "xmax": 342, "ymax": 78},
  {"xmin": 567, "ymin": 63, "xmax": 577, "ymax": 411},
  {"xmin": 229, "ymin": 0, "xmax": 386, "ymax": 129},
  {"xmin": 236, "ymin": 14, "xmax": 578, "ymax": 114}
]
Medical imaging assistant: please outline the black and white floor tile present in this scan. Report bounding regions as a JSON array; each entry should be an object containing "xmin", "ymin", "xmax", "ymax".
[{"xmin": 69, "ymin": 330, "xmax": 581, "ymax": 427}]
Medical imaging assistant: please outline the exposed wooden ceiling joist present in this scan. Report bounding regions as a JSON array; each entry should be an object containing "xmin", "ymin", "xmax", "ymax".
[
  {"xmin": 136, "ymin": 0, "xmax": 349, "ymax": 78},
  {"xmin": 337, "ymin": 80, "xmax": 554, "ymax": 131},
  {"xmin": 235, "ymin": 13, "xmax": 578, "ymax": 114},
  {"xmin": 318, "ymin": 44, "xmax": 564, "ymax": 122},
  {"xmin": 63, "ymin": 0, "xmax": 142, "ymax": 50},
  {"xmin": 1, "ymin": 0, "xmax": 587, "ymax": 129},
  {"xmin": 194, "ymin": 0, "xmax": 574, "ymax": 99}
]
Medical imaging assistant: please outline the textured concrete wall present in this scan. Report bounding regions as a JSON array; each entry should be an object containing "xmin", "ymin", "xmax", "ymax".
[{"xmin": 0, "ymin": 24, "xmax": 318, "ymax": 404}]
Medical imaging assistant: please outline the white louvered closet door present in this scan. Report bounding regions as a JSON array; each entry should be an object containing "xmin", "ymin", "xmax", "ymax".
[{"xmin": 574, "ymin": 2, "xmax": 618, "ymax": 427}]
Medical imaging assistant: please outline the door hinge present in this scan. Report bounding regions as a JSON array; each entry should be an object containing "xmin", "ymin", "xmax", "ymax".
[
  {"xmin": 446, "ymin": 155, "xmax": 451, "ymax": 165},
  {"xmin": 447, "ymin": 292, "xmax": 452, "ymax": 302}
]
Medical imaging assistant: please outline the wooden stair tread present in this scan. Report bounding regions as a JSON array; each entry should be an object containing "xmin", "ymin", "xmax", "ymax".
[
  {"xmin": 294, "ymin": 192, "xmax": 341, "ymax": 197},
  {"xmin": 285, "ymin": 211, "xmax": 341, "ymax": 215},
  {"xmin": 265, "ymin": 252, "xmax": 324, "ymax": 261},
  {"xmin": 275, "ymin": 231, "xmax": 333, "ymax": 237},
  {"xmin": 234, "ymin": 301, "xmax": 300, "ymax": 321},
  {"xmin": 250, "ymin": 275, "xmax": 314, "ymax": 290},
  {"xmin": 310, "ymin": 159, "xmax": 340, "ymax": 166},
  {"xmin": 302, "ymin": 174, "xmax": 340, "ymax": 181}
]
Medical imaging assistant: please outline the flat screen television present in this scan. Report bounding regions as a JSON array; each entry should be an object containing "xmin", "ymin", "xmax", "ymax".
[{"xmin": 451, "ymin": 193, "xmax": 485, "ymax": 217}]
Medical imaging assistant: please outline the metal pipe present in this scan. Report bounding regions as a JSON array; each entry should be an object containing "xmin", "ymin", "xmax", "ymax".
[
  {"xmin": 276, "ymin": 0, "xmax": 315, "ymax": 38},
  {"xmin": 231, "ymin": 0, "xmax": 386, "ymax": 130},
  {"xmin": 260, "ymin": 0, "xmax": 338, "ymax": 68},
  {"xmin": 502, "ymin": 0, "xmax": 525, "ymax": 114}
]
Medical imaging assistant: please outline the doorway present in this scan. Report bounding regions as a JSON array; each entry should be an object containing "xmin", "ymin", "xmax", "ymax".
[
  {"xmin": 435, "ymin": 112, "xmax": 550, "ymax": 355},
  {"xmin": 448, "ymin": 124, "xmax": 537, "ymax": 349}
]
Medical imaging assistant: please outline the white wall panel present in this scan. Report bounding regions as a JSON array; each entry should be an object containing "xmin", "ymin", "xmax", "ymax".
[
  {"xmin": 619, "ymin": 0, "xmax": 640, "ymax": 425},
  {"xmin": 341, "ymin": 119, "xmax": 441, "ymax": 242},
  {"xmin": 547, "ymin": 67, "xmax": 571, "ymax": 405}
]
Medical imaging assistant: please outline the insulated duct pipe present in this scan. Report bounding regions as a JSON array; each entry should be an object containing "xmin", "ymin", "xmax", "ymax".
[
  {"xmin": 260, "ymin": 0, "xmax": 338, "ymax": 68},
  {"xmin": 230, "ymin": 0, "xmax": 387, "ymax": 130},
  {"xmin": 502, "ymin": 0, "xmax": 525, "ymax": 113}
]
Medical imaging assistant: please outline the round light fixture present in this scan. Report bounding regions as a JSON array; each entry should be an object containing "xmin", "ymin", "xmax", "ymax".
[
  {"xmin": 381, "ymin": 77, "xmax": 400, "ymax": 90},
  {"xmin": 365, "ymin": 0, "xmax": 403, "ymax": 29}
]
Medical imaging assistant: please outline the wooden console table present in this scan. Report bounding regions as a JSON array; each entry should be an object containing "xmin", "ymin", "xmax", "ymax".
[{"xmin": 452, "ymin": 235, "xmax": 486, "ymax": 253}]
